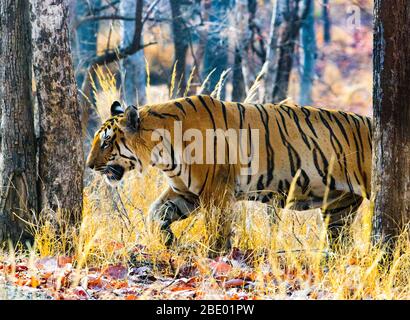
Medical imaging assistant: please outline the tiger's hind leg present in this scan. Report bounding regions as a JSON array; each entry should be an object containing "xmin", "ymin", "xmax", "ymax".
[
  {"xmin": 321, "ymin": 193, "xmax": 364, "ymax": 249},
  {"xmin": 148, "ymin": 187, "xmax": 199, "ymax": 247}
]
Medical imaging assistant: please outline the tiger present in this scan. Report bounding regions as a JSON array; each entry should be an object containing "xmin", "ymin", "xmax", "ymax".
[{"xmin": 86, "ymin": 95, "xmax": 372, "ymax": 255}]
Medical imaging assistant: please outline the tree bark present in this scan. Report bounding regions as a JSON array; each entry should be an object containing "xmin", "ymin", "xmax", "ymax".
[
  {"xmin": 170, "ymin": 0, "xmax": 190, "ymax": 98},
  {"xmin": 299, "ymin": 0, "xmax": 316, "ymax": 105},
  {"xmin": 372, "ymin": 0, "xmax": 410, "ymax": 246},
  {"xmin": 232, "ymin": 46, "xmax": 246, "ymax": 102},
  {"xmin": 231, "ymin": 0, "xmax": 248, "ymax": 102},
  {"xmin": 120, "ymin": 0, "xmax": 146, "ymax": 105},
  {"xmin": 32, "ymin": 0, "xmax": 84, "ymax": 225},
  {"xmin": 0, "ymin": 0, "xmax": 38, "ymax": 243},
  {"xmin": 202, "ymin": 0, "xmax": 231, "ymax": 99},
  {"xmin": 272, "ymin": 0, "xmax": 310, "ymax": 102},
  {"xmin": 322, "ymin": 0, "xmax": 331, "ymax": 44},
  {"xmin": 263, "ymin": 0, "xmax": 286, "ymax": 103}
]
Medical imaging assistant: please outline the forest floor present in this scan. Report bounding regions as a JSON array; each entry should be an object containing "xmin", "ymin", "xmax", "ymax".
[
  {"xmin": 0, "ymin": 244, "xmax": 334, "ymax": 300},
  {"xmin": 1, "ymin": 168, "xmax": 409, "ymax": 301}
]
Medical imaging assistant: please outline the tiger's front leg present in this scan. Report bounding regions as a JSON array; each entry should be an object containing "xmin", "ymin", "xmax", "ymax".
[{"xmin": 148, "ymin": 187, "xmax": 199, "ymax": 247}]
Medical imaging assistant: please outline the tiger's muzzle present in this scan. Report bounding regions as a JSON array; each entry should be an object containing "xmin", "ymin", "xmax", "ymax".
[{"xmin": 104, "ymin": 164, "xmax": 125, "ymax": 182}]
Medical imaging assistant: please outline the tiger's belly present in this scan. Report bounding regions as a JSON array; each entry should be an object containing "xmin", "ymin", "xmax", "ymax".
[{"xmin": 233, "ymin": 169, "xmax": 349, "ymax": 210}]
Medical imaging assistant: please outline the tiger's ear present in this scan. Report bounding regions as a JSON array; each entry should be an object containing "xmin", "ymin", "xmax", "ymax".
[
  {"xmin": 111, "ymin": 101, "xmax": 124, "ymax": 116},
  {"xmin": 125, "ymin": 105, "xmax": 140, "ymax": 132}
]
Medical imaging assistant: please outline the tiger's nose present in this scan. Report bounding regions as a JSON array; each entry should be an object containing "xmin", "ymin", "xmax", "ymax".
[{"xmin": 87, "ymin": 161, "xmax": 95, "ymax": 170}]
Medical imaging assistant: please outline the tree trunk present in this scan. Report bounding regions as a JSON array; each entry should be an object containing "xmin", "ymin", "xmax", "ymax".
[
  {"xmin": 120, "ymin": 0, "xmax": 146, "ymax": 105},
  {"xmin": 170, "ymin": 0, "xmax": 190, "ymax": 98},
  {"xmin": 32, "ymin": 0, "xmax": 84, "ymax": 226},
  {"xmin": 263, "ymin": 0, "xmax": 286, "ymax": 103},
  {"xmin": 231, "ymin": 0, "xmax": 248, "ymax": 102},
  {"xmin": 202, "ymin": 0, "xmax": 231, "ymax": 99},
  {"xmin": 232, "ymin": 46, "xmax": 246, "ymax": 102},
  {"xmin": 372, "ymin": 0, "xmax": 410, "ymax": 246},
  {"xmin": 299, "ymin": 0, "xmax": 316, "ymax": 105},
  {"xmin": 322, "ymin": 0, "xmax": 331, "ymax": 44},
  {"xmin": 272, "ymin": 0, "xmax": 310, "ymax": 102},
  {"xmin": 0, "ymin": 0, "xmax": 38, "ymax": 243}
]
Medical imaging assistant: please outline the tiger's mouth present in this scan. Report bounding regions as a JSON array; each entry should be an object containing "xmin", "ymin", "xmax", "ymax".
[{"xmin": 104, "ymin": 164, "xmax": 125, "ymax": 182}]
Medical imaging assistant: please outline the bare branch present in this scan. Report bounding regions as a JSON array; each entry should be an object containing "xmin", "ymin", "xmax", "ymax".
[
  {"xmin": 94, "ymin": 0, "xmax": 120, "ymax": 13},
  {"xmin": 74, "ymin": 15, "xmax": 135, "ymax": 29},
  {"xmin": 87, "ymin": 0, "xmax": 146, "ymax": 67}
]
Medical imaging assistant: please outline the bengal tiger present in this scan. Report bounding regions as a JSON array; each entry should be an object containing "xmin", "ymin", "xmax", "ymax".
[{"xmin": 86, "ymin": 95, "xmax": 372, "ymax": 254}]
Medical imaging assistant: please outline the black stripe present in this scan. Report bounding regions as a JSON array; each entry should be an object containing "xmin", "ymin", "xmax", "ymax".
[
  {"xmin": 257, "ymin": 175, "xmax": 265, "ymax": 190},
  {"xmin": 351, "ymin": 116, "xmax": 365, "ymax": 163},
  {"xmin": 198, "ymin": 169, "xmax": 209, "ymax": 196},
  {"xmin": 311, "ymin": 138, "xmax": 336, "ymax": 190},
  {"xmin": 332, "ymin": 113, "xmax": 351, "ymax": 147},
  {"xmin": 237, "ymin": 103, "xmax": 246, "ymax": 130},
  {"xmin": 198, "ymin": 95, "xmax": 216, "ymax": 129},
  {"xmin": 255, "ymin": 104, "xmax": 274, "ymax": 187},
  {"xmin": 148, "ymin": 110, "xmax": 180, "ymax": 121},
  {"xmin": 198, "ymin": 95, "xmax": 217, "ymax": 182},
  {"xmin": 246, "ymin": 124, "xmax": 253, "ymax": 185},
  {"xmin": 161, "ymin": 136, "xmax": 177, "ymax": 172},
  {"xmin": 275, "ymin": 118, "xmax": 301, "ymax": 177},
  {"xmin": 174, "ymin": 102, "xmax": 186, "ymax": 116},
  {"xmin": 115, "ymin": 141, "xmax": 137, "ymax": 161},
  {"xmin": 185, "ymin": 97, "xmax": 198, "ymax": 112},
  {"xmin": 277, "ymin": 109, "xmax": 289, "ymax": 136},
  {"xmin": 301, "ymin": 106, "xmax": 318, "ymax": 138},
  {"xmin": 220, "ymin": 101, "xmax": 228, "ymax": 129},
  {"xmin": 318, "ymin": 112, "xmax": 344, "ymax": 172},
  {"xmin": 188, "ymin": 165, "xmax": 192, "ymax": 188},
  {"xmin": 289, "ymin": 108, "xmax": 311, "ymax": 150}
]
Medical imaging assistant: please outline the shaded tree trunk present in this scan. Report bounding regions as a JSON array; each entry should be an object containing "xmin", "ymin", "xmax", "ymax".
[
  {"xmin": 263, "ymin": 0, "xmax": 286, "ymax": 103},
  {"xmin": 120, "ymin": 0, "xmax": 146, "ymax": 105},
  {"xmin": 272, "ymin": 0, "xmax": 310, "ymax": 102},
  {"xmin": 322, "ymin": 0, "xmax": 331, "ymax": 44},
  {"xmin": 202, "ymin": 0, "xmax": 231, "ymax": 99},
  {"xmin": 371, "ymin": 0, "xmax": 410, "ymax": 247},
  {"xmin": 232, "ymin": 0, "xmax": 248, "ymax": 102},
  {"xmin": 232, "ymin": 46, "xmax": 246, "ymax": 102},
  {"xmin": 0, "ymin": 0, "xmax": 38, "ymax": 244},
  {"xmin": 170, "ymin": 0, "xmax": 190, "ymax": 98},
  {"xmin": 32, "ymin": 0, "xmax": 84, "ymax": 225},
  {"xmin": 299, "ymin": 0, "xmax": 316, "ymax": 105}
]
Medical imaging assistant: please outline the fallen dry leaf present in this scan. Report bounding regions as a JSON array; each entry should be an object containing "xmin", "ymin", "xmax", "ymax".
[
  {"xmin": 73, "ymin": 286, "xmax": 89, "ymax": 299},
  {"xmin": 16, "ymin": 265, "xmax": 28, "ymax": 272},
  {"xmin": 57, "ymin": 256, "xmax": 73, "ymax": 268},
  {"xmin": 209, "ymin": 260, "xmax": 232, "ymax": 276},
  {"xmin": 223, "ymin": 278, "xmax": 247, "ymax": 289},
  {"xmin": 104, "ymin": 264, "xmax": 128, "ymax": 280}
]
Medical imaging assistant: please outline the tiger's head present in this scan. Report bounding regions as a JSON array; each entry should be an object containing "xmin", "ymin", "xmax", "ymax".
[{"xmin": 86, "ymin": 101, "xmax": 143, "ymax": 186}]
